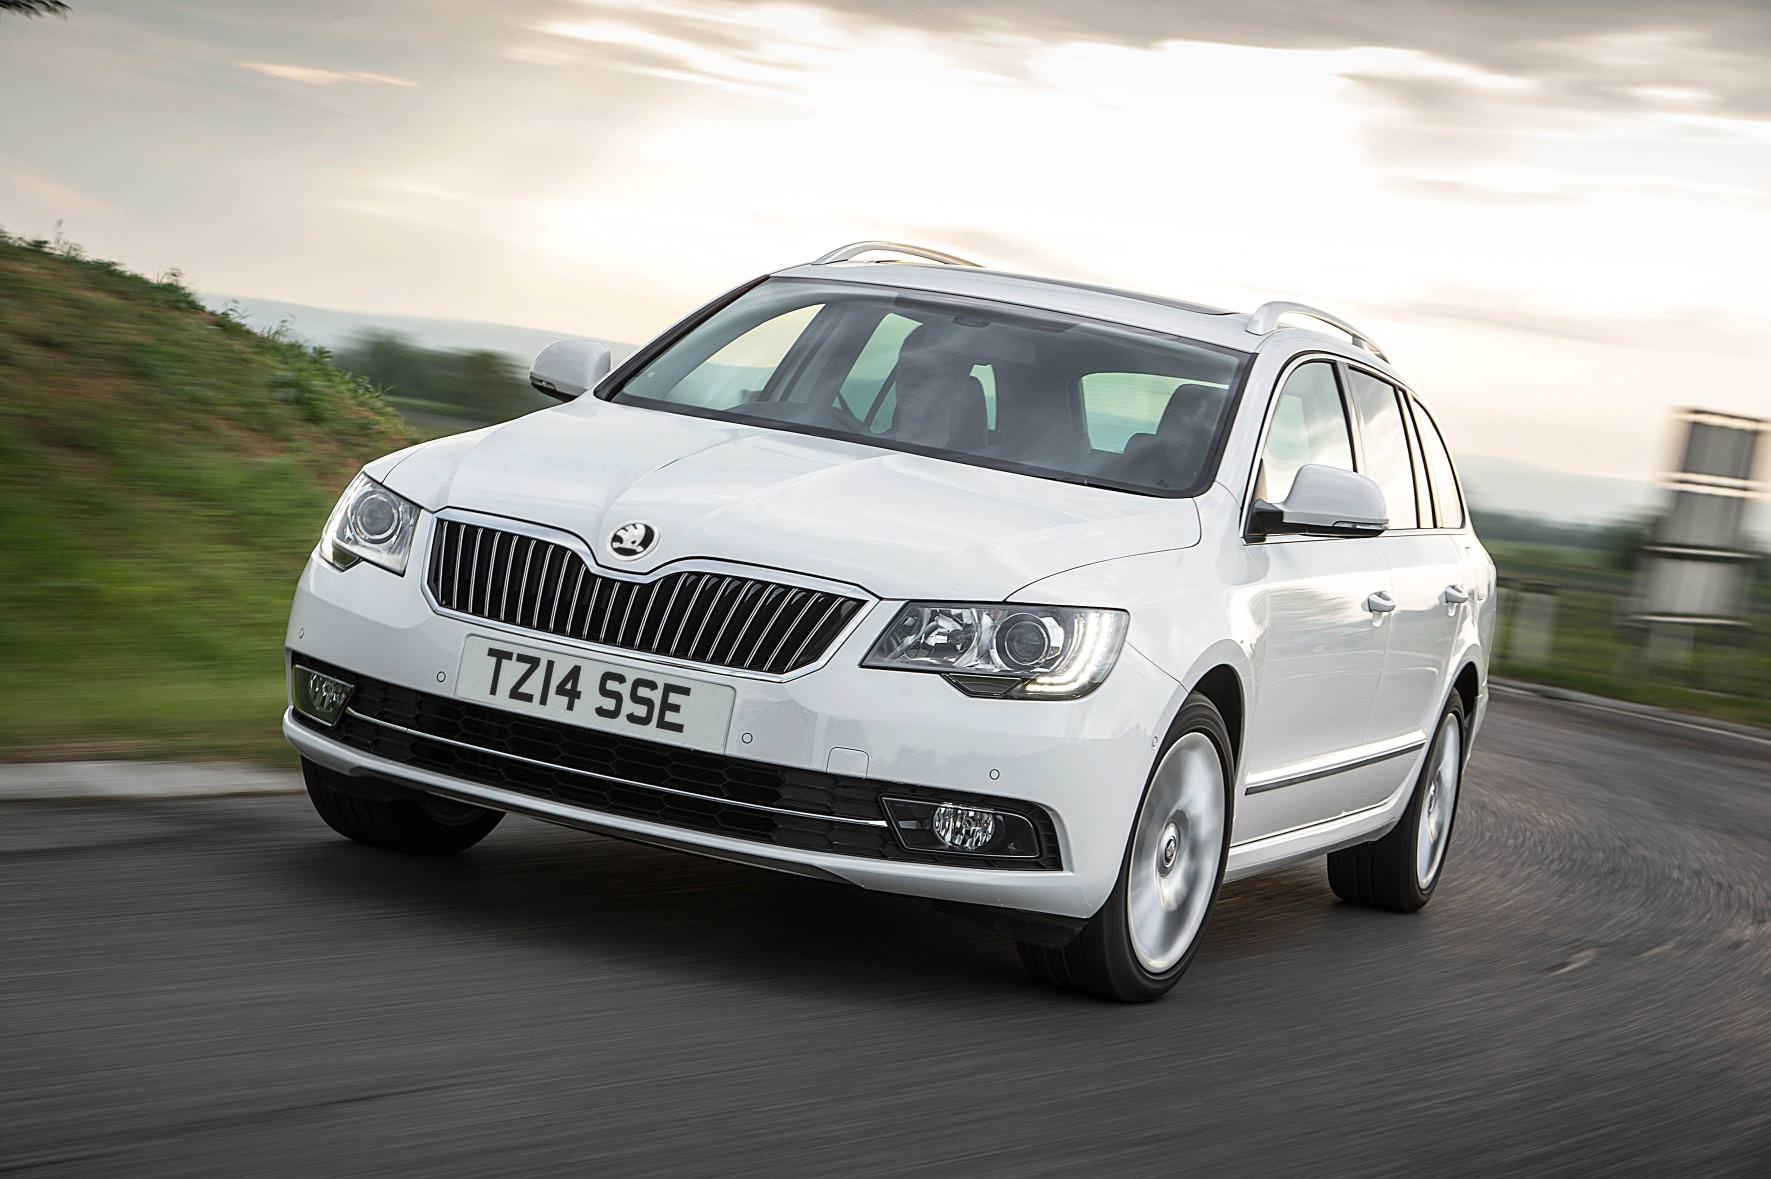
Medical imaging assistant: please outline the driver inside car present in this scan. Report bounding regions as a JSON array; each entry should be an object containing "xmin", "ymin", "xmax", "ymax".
[{"xmin": 888, "ymin": 326, "xmax": 988, "ymax": 452}]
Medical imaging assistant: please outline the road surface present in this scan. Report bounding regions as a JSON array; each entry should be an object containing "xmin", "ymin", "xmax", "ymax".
[{"xmin": 3, "ymin": 692, "xmax": 1768, "ymax": 1176}]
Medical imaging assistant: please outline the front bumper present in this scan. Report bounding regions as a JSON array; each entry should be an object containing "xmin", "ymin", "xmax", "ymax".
[
  {"xmin": 285, "ymin": 552, "xmax": 1178, "ymax": 919},
  {"xmin": 289, "ymin": 660, "xmax": 1061, "ymax": 869}
]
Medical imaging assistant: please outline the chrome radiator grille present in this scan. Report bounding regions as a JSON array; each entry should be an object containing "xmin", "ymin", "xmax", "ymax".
[{"xmin": 426, "ymin": 519, "xmax": 866, "ymax": 675}]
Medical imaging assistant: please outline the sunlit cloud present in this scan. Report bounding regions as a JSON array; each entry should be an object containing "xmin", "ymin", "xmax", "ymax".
[
  {"xmin": 238, "ymin": 62, "xmax": 417, "ymax": 88},
  {"xmin": 1626, "ymin": 85, "xmax": 1714, "ymax": 106},
  {"xmin": 0, "ymin": 161, "xmax": 109, "ymax": 217},
  {"xmin": 1349, "ymin": 50, "xmax": 1535, "ymax": 94},
  {"xmin": 500, "ymin": 45, "xmax": 582, "ymax": 68},
  {"xmin": 537, "ymin": 3, "xmax": 849, "ymax": 98}
]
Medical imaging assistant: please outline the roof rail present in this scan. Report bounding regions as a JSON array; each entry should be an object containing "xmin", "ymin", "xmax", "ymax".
[
  {"xmin": 1246, "ymin": 301, "xmax": 1386, "ymax": 360},
  {"xmin": 811, "ymin": 240, "xmax": 981, "ymax": 268}
]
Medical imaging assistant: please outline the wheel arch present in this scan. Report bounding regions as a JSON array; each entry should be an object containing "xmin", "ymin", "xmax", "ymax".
[
  {"xmin": 1189, "ymin": 664, "xmax": 1245, "ymax": 770},
  {"xmin": 1450, "ymin": 656, "xmax": 1483, "ymax": 752},
  {"xmin": 1160, "ymin": 640, "xmax": 1251, "ymax": 779},
  {"xmin": 1451, "ymin": 659, "xmax": 1481, "ymax": 721}
]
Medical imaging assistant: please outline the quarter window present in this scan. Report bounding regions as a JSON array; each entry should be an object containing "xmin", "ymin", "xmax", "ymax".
[
  {"xmin": 1412, "ymin": 399, "xmax": 1465, "ymax": 528},
  {"xmin": 1345, "ymin": 371, "xmax": 1419, "ymax": 530},
  {"xmin": 1401, "ymin": 396, "xmax": 1434, "ymax": 527},
  {"xmin": 1257, "ymin": 362, "xmax": 1353, "ymax": 504}
]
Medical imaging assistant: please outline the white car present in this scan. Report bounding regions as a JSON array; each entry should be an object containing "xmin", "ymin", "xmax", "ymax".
[{"xmin": 285, "ymin": 241, "xmax": 1495, "ymax": 1001}]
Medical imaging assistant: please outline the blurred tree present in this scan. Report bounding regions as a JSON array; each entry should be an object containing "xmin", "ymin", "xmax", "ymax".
[
  {"xmin": 1467, "ymin": 506, "xmax": 1618, "ymax": 551},
  {"xmin": 0, "ymin": 2, "xmax": 70, "ymax": 16},
  {"xmin": 1598, "ymin": 515, "xmax": 1653, "ymax": 572},
  {"xmin": 333, "ymin": 331, "xmax": 552, "ymax": 427}
]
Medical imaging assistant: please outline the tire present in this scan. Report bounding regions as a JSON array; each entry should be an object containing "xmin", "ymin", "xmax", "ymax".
[
  {"xmin": 302, "ymin": 759, "xmax": 503, "ymax": 855},
  {"xmin": 1017, "ymin": 695, "xmax": 1234, "ymax": 1002},
  {"xmin": 1327, "ymin": 694, "xmax": 1466, "ymax": 912}
]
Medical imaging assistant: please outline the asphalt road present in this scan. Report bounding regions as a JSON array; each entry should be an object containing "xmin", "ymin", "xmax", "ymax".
[{"xmin": 3, "ymin": 692, "xmax": 1768, "ymax": 1177}]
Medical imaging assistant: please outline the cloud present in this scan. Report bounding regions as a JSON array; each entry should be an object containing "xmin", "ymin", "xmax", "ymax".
[
  {"xmin": 500, "ymin": 45, "xmax": 582, "ymax": 67},
  {"xmin": 1342, "ymin": 52, "xmax": 1771, "ymax": 218},
  {"xmin": 1366, "ymin": 291, "xmax": 1764, "ymax": 353},
  {"xmin": 537, "ymin": 3, "xmax": 848, "ymax": 98},
  {"xmin": 237, "ymin": 62, "xmax": 417, "ymax": 87},
  {"xmin": 539, "ymin": 0, "xmax": 1771, "ymax": 225},
  {"xmin": 780, "ymin": 0, "xmax": 1771, "ymax": 118},
  {"xmin": 0, "ymin": 160, "xmax": 110, "ymax": 217}
]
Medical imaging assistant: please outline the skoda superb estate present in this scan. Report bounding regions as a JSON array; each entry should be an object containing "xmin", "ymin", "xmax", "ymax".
[{"xmin": 286, "ymin": 241, "xmax": 1495, "ymax": 1001}]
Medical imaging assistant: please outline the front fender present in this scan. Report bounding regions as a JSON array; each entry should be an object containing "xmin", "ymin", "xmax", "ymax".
[{"xmin": 1014, "ymin": 545, "xmax": 1253, "ymax": 797}]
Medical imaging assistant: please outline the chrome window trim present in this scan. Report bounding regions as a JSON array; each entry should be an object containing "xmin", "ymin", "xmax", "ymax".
[
  {"xmin": 417, "ymin": 508, "xmax": 879, "ymax": 683},
  {"xmin": 1408, "ymin": 395, "xmax": 1470, "ymax": 530},
  {"xmin": 1339, "ymin": 362, "xmax": 1427, "ymax": 533},
  {"xmin": 1238, "ymin": 348, "xmax": 1474, "ymax": 546},
  {"xmin": 342, "ymin": 707, "xmax": 890, "ymax": 827}
]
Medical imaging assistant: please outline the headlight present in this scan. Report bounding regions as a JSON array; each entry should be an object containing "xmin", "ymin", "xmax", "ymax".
[
  {"xmin": 318, "ymin": 473, "xmax": 419, "ymax": 574},
  {"xmin": 863, "ymin": 603, "xmax": 1129, "ymax": 699}
]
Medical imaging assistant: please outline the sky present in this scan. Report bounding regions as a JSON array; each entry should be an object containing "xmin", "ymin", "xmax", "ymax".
[{"xmin": 1, "ymin": 0, "xmax": 1768, "ymax": 490}]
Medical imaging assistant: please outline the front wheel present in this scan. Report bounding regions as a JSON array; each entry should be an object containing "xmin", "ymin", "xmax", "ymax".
[
  {"xmin": 1326, "ymin": 694, "xmax": 1466, "ymax": 912},
  {"xmin": 1017, "ymin": 696, "xmax": 1233, "ymax": 1002}
]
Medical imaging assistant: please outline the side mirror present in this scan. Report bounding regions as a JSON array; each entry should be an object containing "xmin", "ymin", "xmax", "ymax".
[
  {"xmin": 1250, "ymin": 464, "xmax": 1388, "ymax": 538},
  {"xmin": 529, "ymin": 338, "xmax": 613, "ymax": 401}
]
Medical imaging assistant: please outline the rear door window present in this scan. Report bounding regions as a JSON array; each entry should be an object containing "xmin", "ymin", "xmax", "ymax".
[{"xmin": 1344, "ymin": 370, "xmax": 1420, "ymax": 530}]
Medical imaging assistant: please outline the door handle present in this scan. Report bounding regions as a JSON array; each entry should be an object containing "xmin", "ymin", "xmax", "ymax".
[
  {"xmin": 1365, "ymin": 591, "xmax": 1396, "ymax": 614},
  {"xmin": 1441, "ymin": 585, "xmax": 1470, "ymax": 606}
]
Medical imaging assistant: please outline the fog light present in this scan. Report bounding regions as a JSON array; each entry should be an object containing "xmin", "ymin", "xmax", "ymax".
[
  {"xmin": 933, "ymin": 804, "xmax": 997, "ymax": 851},
  {"xmin": 292, "ymin": 665, "xmax": 353, "ymax": 727},
  {"xmin": 880, "ymin": 796, "xmax": 1041, "ymax": 859}
]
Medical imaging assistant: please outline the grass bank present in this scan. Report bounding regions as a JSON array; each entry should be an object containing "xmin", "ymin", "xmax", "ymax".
[{"xmin": 0, "ymin": 234, "xmax": 415, "ymax": 760}]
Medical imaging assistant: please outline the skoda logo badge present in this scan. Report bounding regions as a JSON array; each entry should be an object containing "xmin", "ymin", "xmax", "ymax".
[{"xmin": 609, "ymin": 521, "xmax": 657, "ymax": 560}]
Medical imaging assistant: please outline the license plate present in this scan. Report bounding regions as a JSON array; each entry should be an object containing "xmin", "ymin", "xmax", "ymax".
[{"xmin": 455, "ymin": 635, "xmax": 735, "ymax": 753}]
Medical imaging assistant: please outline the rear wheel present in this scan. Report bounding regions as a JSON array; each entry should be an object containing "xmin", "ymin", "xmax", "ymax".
[
  {"xmin": 303, "ymin": 759, "xmax": 502, "ymax": 855},
  {"xmin": 1327, "ymin": 695, "xmax": 1466, "ymax": 912},
  {"xmin": 1017, "ymin": 696, "xmax": 1233, "ymax": 1002}
]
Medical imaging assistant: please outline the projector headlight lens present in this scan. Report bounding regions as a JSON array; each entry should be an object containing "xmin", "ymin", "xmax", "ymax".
[
  {"xmin": 864, "ymin": 603, "xmax": 1128, "ymax": 699},
  {"xmin": 349, "ymin": 488, "xmax": 402, "ymax": 544},
  {"xmin": 995, "ymin": 612, "xmax": 1059, "ymax": 671},
  {"xmin": 319, "ymin": 473, "xmax": 419, "ymax": 574}
]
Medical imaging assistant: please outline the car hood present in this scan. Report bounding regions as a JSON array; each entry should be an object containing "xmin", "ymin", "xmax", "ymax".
[{"xmin": 378, "ymin": 400, "xmax": 1201, "ymax": 600}]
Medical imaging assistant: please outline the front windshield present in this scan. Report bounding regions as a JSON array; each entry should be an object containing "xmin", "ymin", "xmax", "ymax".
[{"xmin": 606, "ymin": 277, "xmax": 1251, "ymax": 497}]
